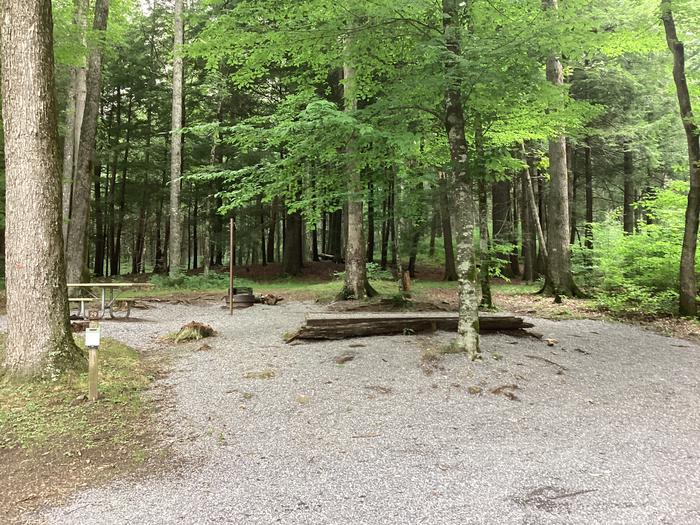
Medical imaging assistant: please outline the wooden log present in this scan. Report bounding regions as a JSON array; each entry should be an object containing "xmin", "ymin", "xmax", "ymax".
[{"xmin": 285, "ymin": 313, "xmax": 534, "ymax": 342}]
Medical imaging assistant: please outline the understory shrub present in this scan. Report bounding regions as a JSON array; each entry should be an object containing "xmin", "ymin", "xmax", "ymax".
[{"xmin": 574, "ymin": 180, "xmax": 694, "ymax": 316}]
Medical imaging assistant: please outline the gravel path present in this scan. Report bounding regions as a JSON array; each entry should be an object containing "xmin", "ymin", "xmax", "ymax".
[{"xmin": 39, "ymin": 301, "xmax": 700, "ymax": 524}]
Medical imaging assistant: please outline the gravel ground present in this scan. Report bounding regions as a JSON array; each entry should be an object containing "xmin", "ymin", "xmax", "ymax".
[{"xmin": 36, "ymin": 301, "xmax": 700, "ymax": 525}]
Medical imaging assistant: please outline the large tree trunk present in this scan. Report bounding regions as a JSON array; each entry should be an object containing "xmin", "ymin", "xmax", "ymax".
[
  {"xmin": 542, "ymin": 0, "xmax": 579, "ymax": 297},
  {"xmin": 61, "ymin": 0, "xmax": 88, "ymax": 243},
  {"xmin": 283, "ymin": 208, "xmax": 303, "ymax": 276},
  {"xmin": 439, "ymin": 173, "xmax": 458, "ymax": 281},
  {"xmin": 443, "ymin": 0, "xmax": 479, "ymax": 360},
  {"xmin": 662, "ymin": 1, "xmax": 700, "ymax": 316},
  {"xmin": 168, "ymin": 0, "xmax": 185, "ymax": 277},
  {"xmin": 65, "ymin": 0, "xmax": 109, "ymax": 283},
  {"xmin": 340, "ymin": 60, "xmax": 375, "ymax": 299},
  {"xmin": 1, "ymin": 0, "xmax": 83, "ymax": 377}
]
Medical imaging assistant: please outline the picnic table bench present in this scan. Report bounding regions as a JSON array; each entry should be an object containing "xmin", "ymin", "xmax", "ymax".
[{"xmin": 68, "ymin": 282, "xmax": 153, "ymax": 319}]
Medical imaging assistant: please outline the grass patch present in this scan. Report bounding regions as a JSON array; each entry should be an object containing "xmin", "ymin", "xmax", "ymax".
[
  {"xmin": 0, "ymin": 335, "xmax": 164, "ymax": 522},
  {"xmin": 0, "ymin": 336, "xmax": 154, "ymax": 450}
]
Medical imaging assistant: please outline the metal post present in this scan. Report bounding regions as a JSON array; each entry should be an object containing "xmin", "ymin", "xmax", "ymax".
[{"xmin": 229, "ymin": 217, "xmax": 236, "ymax": 315}]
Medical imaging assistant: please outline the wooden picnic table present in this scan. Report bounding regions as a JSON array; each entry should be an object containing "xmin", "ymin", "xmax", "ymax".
[{"xmin": 67, "ymin": 282, "xmax": 153, "ymax": 319}]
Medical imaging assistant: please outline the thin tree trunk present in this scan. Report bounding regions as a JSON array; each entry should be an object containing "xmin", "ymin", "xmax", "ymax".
[
  {"xmin": 542, "ymin": 0, "xmax": 578, "ymax": 297},
  {"xmin": 623, "ymin": 144, "xmax": 635, "ymax": 235},
  {"xmin": 168, "ymin": 0, "xmax": 184, "ymax": 276},
  {"xmin": 367, "ymin": 181, "xmax": 375, "ymax": 263},
  {"xmin": 584, "ymin": 142, "xmax": 593, "ymax": 251},
  {"xmin": 1, "ymin": 0, "xmax": 83, "ymax": 377},
  {"xmin": 478, "ymin": 181, "xmax": 492, "ymax": 309},
  {"xmin": 153, "ymin": 169, "xmax": 167, "ymax": 273},
  {"xmin": 112, "ymin": 95, "xmax": 132, "ymax": 276},
  {"xmin": 380, "ymin": 191, "xmax": 390, "ymax": 269},
  {"xmin": 267, "ymin": 198, "xmax": 278, "ymax": 263},
  {"xmin": 662, "ymin": 1, "xmax": 700, "ymax": 316},
  {"xmin": 492, "ymin": 179, "xmax": 514, "ymax": 277},
  {"xmin": 439, "ymin": 173, "xmax": 458, "ymax": 281},
  {"xmin": 521, "ymin": 147, "xmax": 537, "ymax": 282},
  {"xmin": 62, "ymin": 0, "xmax": 88, "ymax": 243},
  {"xmin": 443, "ymin": 0, "xmax": 479, "ymax": 359},
  {"xmin": 65, "ymin": 0, "xmax": 109, "ymax": 283},
  {"xmin": 94, "ymin": 162, "xmax": 105, "ymax": 277}
]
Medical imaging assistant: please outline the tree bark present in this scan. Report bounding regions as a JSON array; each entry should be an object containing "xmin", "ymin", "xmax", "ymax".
[
  {"xmin": 366, "ymin": 181, "xmax": 375, "ymax": 263},
  {"xmin": 61, "ymin": 0, "xmax": 88, "ymax": 243},
  {"xmin": 168, "ymin": 0, "xmax": 185, "ymax": 277},
  {"xmin": 542, "ymin": 0, "xmax": 579, "ymax": 297},
  {"xmin": 662, "ymin": 1, "xmax": 700, "ymax": 316},
  {"xmin": 492, "ymin": 179, "xmax": 514, "ymax": 277},
  {"xmin": 584, "ymin": 142, "xmax": 593, "ymax": 251},
  {"xmin": 443, "ymin": 0, "xmax": 479, "ymax": 359},
  {"xmin": 65, "ymin": 0, "xmax": 109, "ymax": 283},
  {"xmin": 283, "ymin": 208, "xmax": 303, "ymax": 276},
  {"xmin": 622, "ymin": 145, "xmax": 635, "ymax": 235},
  {"xmin": 521, "ymin": 148, "xmax": 537, "ymax": 282},
  {"xmin": 340, "ymin": 59, "xmax": 375, "ymax": 300},
  {"xmin": 439, "ymin": 173, "xmax": 458, "ymax": 281},
  {"xmin": 1, "ymin": 0, "xmax": 84, "ymax": 377}
]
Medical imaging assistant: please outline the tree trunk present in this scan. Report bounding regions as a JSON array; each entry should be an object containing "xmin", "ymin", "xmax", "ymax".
[
  {"xmin": 521, "ymin": 150, "xmax": 537, "ymax": 282},
  {"xmin": 1, "ymin": 0, "xmax": 84, "ymax": 377},
  {"xmin": 478, "ymin": 181, "xmax": 492, "ymax": 309},
  {"xmin": 340, "ymin": 59, "xmax": 374, "ymax": 300},
  {"xmin": 443, "ymin": 0, "xmax": 479, "ymax": 359},
  {"xmin": 569, "ymin": 145, "xmax": 579, "ymax": 244},
  {"xmin": 542, "ymin": 0, "xmax": 578, "ymax": 297},
  {"xmin": 112, "ymin": 95, "xmax": 132, "ymax": 276},
  {"xmin": 329, "ymin": 209, "xmax": 343, "ymax": 262},
  {"xmin": 439, "ymin": 173, "xmax": 458, "ymax": 281},
  {"xmin": 61, "ymin": 0, "xmax": 88, "ymax": 243},
  {"xmin": 623, "ymin": 144, "xmax": 635, "ymax": 235},
  {"xmin": 153, "ymin": 170, "xmax": 167, "ymax": 273},
  {"xmin": 584, "ymin": 142, "xmax": 593, "ymax": 251},
  {"xmin": 65, "ymin": 0, "xmax": 109, "ymax": 283},
  {"xmin": 492, "ymin": 179, "xmax": 514, "ymax": 277},
  {"xmin": 380, "ymin": 191, "xmax": 390, "ymax": 269},
  {"xmin": 662, "ymin": 1, "xmax": 700, "ymax": 316},
  {"xmin": 267, "ymin": 198, "xmax": 278, "ymax": 263},
  {"xmin": 367, "ymin": 181, "xmax": 375, "ymax": 263},
  {"xmin": 94, "ymin": 162, "xmax": 105, "ymax": 277},
  {"xmin": 168, "ymin": 0, "xmax": 184, "ymax": 277},
  {"xmin": 283, "ymin": 208, "xmax": 303, "ymax": 276}
]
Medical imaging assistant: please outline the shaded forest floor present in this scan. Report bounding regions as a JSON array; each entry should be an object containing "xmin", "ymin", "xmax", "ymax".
[{"xmin": 119, "ymin": 260, "xmax": 700, "ymax": 344}]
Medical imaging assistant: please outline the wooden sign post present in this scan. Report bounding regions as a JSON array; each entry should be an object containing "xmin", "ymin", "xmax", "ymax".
[{"xmin": 85, "ymin": 322, "xmax": 101, "ymax": 402}]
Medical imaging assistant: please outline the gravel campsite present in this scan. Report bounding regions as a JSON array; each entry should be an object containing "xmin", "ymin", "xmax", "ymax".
[{"xmin": 22, "ymin": 300, "xmax": 700, "ymax": 525}]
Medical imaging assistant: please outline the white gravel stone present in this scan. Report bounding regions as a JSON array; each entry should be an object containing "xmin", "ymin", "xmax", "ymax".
[{"xmin": 32, "ymin": 301, "xmax": 700, "ymax": 524}]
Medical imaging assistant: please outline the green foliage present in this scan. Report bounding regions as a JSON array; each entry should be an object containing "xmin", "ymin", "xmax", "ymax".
[
  {"xmin": 334, "ymin": 262, "xmax": 394, "ymax": 282},
  {"xmin": 576, "ymin": 181, "xmax": 693, "ymax": 315},
  {"xmin": 149, "ymin": 273, "xmax": 254, "ymax": 291}
]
